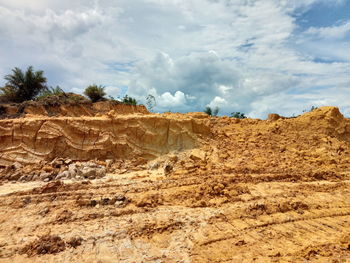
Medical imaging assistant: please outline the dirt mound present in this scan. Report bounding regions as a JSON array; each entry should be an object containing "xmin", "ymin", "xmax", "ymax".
[
  {"xmin": 0, "ymin": 106, "xmax": 349, "ymax": 262},
  {"xmin": 0, "ymin": 99, "xmax": 148, "ymax": 118}
]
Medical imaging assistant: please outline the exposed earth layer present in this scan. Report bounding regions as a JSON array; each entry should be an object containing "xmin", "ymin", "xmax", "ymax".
[{"xmin": 0, "ymin": 106, "xmax": 349, "ymax": 262}]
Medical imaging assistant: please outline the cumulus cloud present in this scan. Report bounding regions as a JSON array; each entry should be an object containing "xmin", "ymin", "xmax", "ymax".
[{"xmin": 0, "ymin": 0, "xmax": 349, "ymax": 118}]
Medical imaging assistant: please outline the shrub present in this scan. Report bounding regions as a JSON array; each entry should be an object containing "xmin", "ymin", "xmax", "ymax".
[
  {"xmin": 36, "ymin": 86, "xmax": 64, "ymax": 100},
  {"xmin": 122, "ymin": 95, "xmax": 137, "ymax": 105},
  {"xmin": 231, "ymin": 112, "xmax": 247, "ymax": 119},
  {"xmin": 0, "ymin": 66, "xmax": 47, "ymax": 103},
  {"xmin": 204, "ymin": 106, "xmax": 219, "ymax": 116},
  {"xmin": 204, "ymin": 106, "xmax": 212, "ymax": 116},
  {"xmin": 84, "ymin": 85, "xmax": 106, "ymax": 102}
]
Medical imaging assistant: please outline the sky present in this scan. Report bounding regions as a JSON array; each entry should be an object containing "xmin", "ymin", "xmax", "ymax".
[{"xmin": 0, "ymin": 0, "xmax": 349, "ymax": 118}]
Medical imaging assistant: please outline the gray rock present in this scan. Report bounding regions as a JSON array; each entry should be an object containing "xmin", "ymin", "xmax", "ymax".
[
  {"xmin": 56, "ymin": 170, "xmax": 70, "ymax": 180},
  {"xmin": 39, "ymin": 172, "xmax": 51, "ymax": 181}
]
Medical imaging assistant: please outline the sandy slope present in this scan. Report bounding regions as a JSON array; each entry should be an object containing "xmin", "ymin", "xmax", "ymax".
[{"xmin": 0, "ymin": 106, "xmax": 349, "ymax": 262}]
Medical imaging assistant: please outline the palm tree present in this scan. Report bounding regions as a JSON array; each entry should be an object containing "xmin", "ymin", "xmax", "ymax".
[{"xmin": 0, "ymin": 66, "xmax": 47, "ymax": 103}]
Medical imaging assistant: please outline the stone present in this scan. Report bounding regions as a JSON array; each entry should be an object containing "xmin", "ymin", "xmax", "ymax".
[
  {"xmin": 56, "ymin": 171, "xmax": 70, "ymax": 180},
  {"xmin": 40, "ymin": 172, "xmax": 51, "ymax": 181},
  {"xmin": 190, "ymin": 149, "xmax": 206, "ymax": 162},
  {"xmin": 164, "ymin": 163, "xmax": 173, "ymax": 174},
  {"xmin": 64, "ymin": 159, "xmax": 73, "ymax": 165}
]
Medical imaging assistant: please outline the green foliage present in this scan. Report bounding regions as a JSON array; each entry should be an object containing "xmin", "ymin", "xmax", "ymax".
[
  {"xmin": 0, "ymin": 66, "xmax": 47, "ymax": 103},
  {"xmin": 231, "ymin": 112, "xmax": 247, "ymax": 119},
  {"xmin": 84, "ymin": 85, "xmax": 106, "ymax": 102},
  {"xmin": 204, "ymin": 106, "xmax": 219, "ymax": 116},
  {"xmin": 146, "ymin": 94, "xmax": 156, "ymax": 111},
  {"xmin": 204, "ymin": 106, "xmax": 212, "ymax": 116},
  {"xmin": 36, "ymin": 86, "xmax": 64, "ymax": 100},
  {"xmin": 122, "ymin": 95, "xmax": 137, "ymax": 105}
]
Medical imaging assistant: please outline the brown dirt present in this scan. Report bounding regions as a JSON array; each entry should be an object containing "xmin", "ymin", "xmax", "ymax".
[
  {"xmin": 0, "ymin": 106, "xmax": 349, "ymax": 262},
  {"xmin": 0, "ymin": 99, "xmax": 149, "ymax": 119}
]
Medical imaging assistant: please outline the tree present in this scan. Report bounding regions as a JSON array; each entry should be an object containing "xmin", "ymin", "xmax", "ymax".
[
  {"xmin": 204, "ymin": 106, "xmax": 219, "ymax": 116},
  {"xmin": 122, "ymin": 95, "xmax": 137, "ymax": 105},
  {"xmin": 0, "ymin": 66, "xmax": 47, "ymax": 103},
  {"xmin": 204, "ymin": 106, "xmax": 212, "ymax": 116},
  {"xmin": 84, "ymin": 85, "xmax": 106, "ymax": 102},
  {"xmin": 146, "ymin": 94, "xmax": 156, "ymax": 111},
  {"xmin": 231, "ymin": 112, "xmax": 247, "ymax": 119}
]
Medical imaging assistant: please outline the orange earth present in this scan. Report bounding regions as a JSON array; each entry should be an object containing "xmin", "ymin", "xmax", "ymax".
[{"xmin": 0, "ymin": 105, "xmax": 349, "ymax": 262}]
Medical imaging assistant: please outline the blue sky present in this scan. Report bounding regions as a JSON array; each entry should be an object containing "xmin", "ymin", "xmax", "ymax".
[{"xmin": 0, "ymin": 0, "xmax": 349, "ymax": 118}]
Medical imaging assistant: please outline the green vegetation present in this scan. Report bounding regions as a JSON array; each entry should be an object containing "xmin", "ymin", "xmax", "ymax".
[
  {"xmin": 0, "ymin": 66, "xmax": 47, "ymax": 103},
  {"xmin": 84, "ymin": 85, "xmax": 106, "ymax": 102},
  {"xmin": 122, "ymin": 95, "xmax": 137, "ymax": 105},
  {"xmin": 204, "ymin": 106, "xmax": 219, "ymax": 116},
  {"xmin": 231, "ymin": 112, "xmax": 247, "ymax": 119},
  {"xmin": 36, "ymin": 86, "xmax": 64, "ymax": 100}
]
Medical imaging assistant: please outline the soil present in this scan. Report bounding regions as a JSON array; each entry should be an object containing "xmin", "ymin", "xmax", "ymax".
[{"xmin": 0, "ymin": 106, "xmax": 349, "ymax": 262}]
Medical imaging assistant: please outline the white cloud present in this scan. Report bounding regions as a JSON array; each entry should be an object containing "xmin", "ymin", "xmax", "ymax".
[
  {"xmin": 0, "ymin": 0, "xmax": 349, "ymax": 118},
  {"xmin": 305, "ymin": 21, "xmax": 350, "ymax": 39}
]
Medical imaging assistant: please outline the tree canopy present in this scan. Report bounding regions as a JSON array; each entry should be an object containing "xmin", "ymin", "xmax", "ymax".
[{"xmin": 0, "ymin": 66, "xmax": 47, "ymax": 103}]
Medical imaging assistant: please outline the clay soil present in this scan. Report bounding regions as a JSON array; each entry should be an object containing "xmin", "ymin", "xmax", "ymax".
[{"xmin": 0, "ymin": 106, "xmax": 349, "ymax": 262}]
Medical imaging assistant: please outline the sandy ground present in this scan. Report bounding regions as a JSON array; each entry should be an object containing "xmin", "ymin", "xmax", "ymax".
[
  {"xmin": 0, "ymin": 168, "xmax": 349, "ymax": 262},
  {"xmin": 0, "ymin": 106, "xmax": 350, "ymax": 262}
]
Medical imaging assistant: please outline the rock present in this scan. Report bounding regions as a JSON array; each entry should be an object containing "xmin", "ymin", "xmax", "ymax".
[
  {"xmin": 67, "ymin": 164, "xmax": 78, "ymax": 178},
  {"xmin": 164, "ymin": 163, "xmax": 173, "ymax": 174},
  {"xmin": 190, "ymin": 149, "xmax": 206, "ymax": 162},
  {"xmin": 80, "ymin": 167, "xmax": 96, "ymax": 179},
  {"xmin": 56, "ymin": 171, "xmax": 71, "ymax": 180},
  {"xmin": 64, "ymin": 159, "xmax": 73, "ymax": 165},
  {"xmin": 40, "ymin": 172, "xmax": 51, "ymax": 181}
]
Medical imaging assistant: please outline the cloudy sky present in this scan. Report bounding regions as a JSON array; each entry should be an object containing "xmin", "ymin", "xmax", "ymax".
[{"xmin": 0, "ymin": 0, "xmax": 349, "ymax": 118}]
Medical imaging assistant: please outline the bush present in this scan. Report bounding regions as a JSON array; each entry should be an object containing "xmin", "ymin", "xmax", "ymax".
[
  {"xmin": 122, "ymin": 95, "xmax": 137, "ymax": 105},
  {"xmin": 204, "ymin": 106, "xmax": 219, "ymax": 116},
  {"xmin": 36, "ymin": 86, "xmax": 64, "ymax": 100},
  {"xmin": 84, "ymin": 85, "xmax": 106, "ymax": 102},
  {"xmin": 231, "ymin": 112, "xmax": 247, "ymax": 119},
  {"xmin": 0, "ymin": 66, "xmax": 47, "ymax": 103},
  {"xmin": 204, "ymin": 106, "xmax": 212, "ymax": 116}
]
